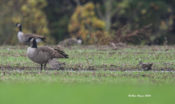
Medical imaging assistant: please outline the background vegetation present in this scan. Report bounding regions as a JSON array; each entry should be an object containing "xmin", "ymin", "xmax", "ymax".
[{"xmin": 1, "ymin": 0, "xmax": 175, "ymax": 45}]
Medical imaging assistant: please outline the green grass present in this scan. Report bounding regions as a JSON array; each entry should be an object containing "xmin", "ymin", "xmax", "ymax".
[
  {"xmin": 0, "ymin": 45, "xmax": 175, "ymax": 104},
  {"xmin": 1, "ymin": 45, "xmax": 175, "ymax": 70},
  {"xmin": 0, "ymin": 82, "xmax": 174, "ymax": 104},
  {"xmin": 0, "ymin": 70, "xmax": 175, "ymax": 104}
]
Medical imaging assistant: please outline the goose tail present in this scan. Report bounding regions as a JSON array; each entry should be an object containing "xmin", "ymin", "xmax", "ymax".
[{"xmin": 54, "ymin": 46, "xmax": 69, "ymax": 58}]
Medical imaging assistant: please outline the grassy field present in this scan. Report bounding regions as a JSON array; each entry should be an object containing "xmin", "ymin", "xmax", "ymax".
[
  {"xmin": 0, "ymin": 45, "xmax": 175, "ymax": 104},
  {"xmin": 1, "ymin": 45, "xmax": 175, "ymax": 71}
]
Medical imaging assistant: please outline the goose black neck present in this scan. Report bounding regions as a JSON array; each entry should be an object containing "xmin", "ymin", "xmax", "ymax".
[
  {"xmin": 32, "ymin": 39, "xmax": 37, "ymax": 48},
  {"xmin": 19, "ymin": 25, "xmax": 22, "ymax": 32}
]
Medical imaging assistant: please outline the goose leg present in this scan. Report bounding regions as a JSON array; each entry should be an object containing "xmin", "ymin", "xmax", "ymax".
[
  {"xmin": 44, "ymin": 64, "xmax": 47, "ymax": 70},
  {"xmin": 40, "ymin": 64, "xmax": 43, "ymax": 71}
]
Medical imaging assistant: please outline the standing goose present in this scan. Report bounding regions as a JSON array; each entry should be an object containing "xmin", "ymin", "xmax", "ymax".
[
  {"xmin": 27, "ymin": 38, "xmax": 68, "ymax": 71},
  {"xmin": 16, "ymin": 23, "xmax": 46, "ymax": 44}
]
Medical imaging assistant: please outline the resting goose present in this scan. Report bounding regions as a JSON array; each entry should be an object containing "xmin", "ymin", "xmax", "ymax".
[
  {"xmin": 59, "ymin": 37, "xmax": 82, "ymax": 47},
  {"xmin": 27, "ymin": 38, "xmax": 68, "ymax": 71},
  {"xmin": 16, "ymin": 23, "xmax": 46, "ymax": 44},
  {"xmin": 139, "ymin": 61, "xmax": 153, "ymax": 71}
]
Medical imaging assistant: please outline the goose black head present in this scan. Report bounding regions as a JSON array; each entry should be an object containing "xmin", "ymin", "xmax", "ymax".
[
  {"xmin": 16, "ymin": 23, "xmax": 22, "ymax": 31},
  {"xmin": 30, "ymin": 38, "xmax": 37, "ymax": 48}
]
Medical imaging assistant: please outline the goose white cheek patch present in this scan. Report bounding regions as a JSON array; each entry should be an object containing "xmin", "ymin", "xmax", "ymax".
[
  {"xmin": 36, "ymin": 38, "xmax": 42, "ymax": 43},
  {"xmin": 77, "ymin": 40, "xmax": 82, "ymax": 44}
]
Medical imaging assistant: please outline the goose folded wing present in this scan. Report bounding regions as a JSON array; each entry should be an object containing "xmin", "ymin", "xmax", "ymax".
[
  {"xmin": 54, "ymin": 47, "xmax": 68, "ymax": 58},
  {"xmin": 25, "ymin": 33, "xmax": 46, "ymax": 41},
  {"xmin": 38, "ymin": 47, "xmax": 66, "ymax": 59}
]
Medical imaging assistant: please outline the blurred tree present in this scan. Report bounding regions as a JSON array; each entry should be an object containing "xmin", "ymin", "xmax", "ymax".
[
  {"xmin": 1, "ymin": 0, "xmax": 175, "ymax": 45},
  {"xmin": 0, "ymin": 0, "xmax": 53, "ymax": 45},
  {"xmin": 43, "ymin": 0, "xmax": 76, "ymax": 43},
  {"xmin": 68, "ymin": 2, "xmax": 111, "ymax": 44},
  {"xmin": 95, "ymin": 0, "xmax": 175, "ymax": 44},
  {"xmin": 112, "ymin": 0, "xmax": 174, "ymax": 44},
  {"xmin": 43, "ymin": 0, "xmax": 175, "ymax": 44},
  {"xmin": 96, "ymin": 0, "xmax": 118, "ymax": 32}
]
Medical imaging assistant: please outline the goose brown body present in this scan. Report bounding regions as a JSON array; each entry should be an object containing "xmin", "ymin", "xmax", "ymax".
[
  {"xmin": 27, "ymin": 46, "xmax": 68, "ymax": 64},
  {"xmin": 27, "ymin": 38, "xmax": 68, "ymax": 70}
]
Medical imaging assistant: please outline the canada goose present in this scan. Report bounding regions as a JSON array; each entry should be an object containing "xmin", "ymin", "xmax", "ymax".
[
  {"xmin": 27, "ymin": 38, "xmax": 68, "ymax": 71},
  {"xmin": 109, "ymin": 42, "xmax": 126, "ymax": 50},
  {"xmin": 16, "ymin": 23, "xmax": 46, "ymax": 44},
  {"xmin": 59, "ymin": 37, "xmax": 82, "ymax": 47},
  {"xmin": 139, "ymin": 61, "xmax": 153, "ymax": 71}
]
